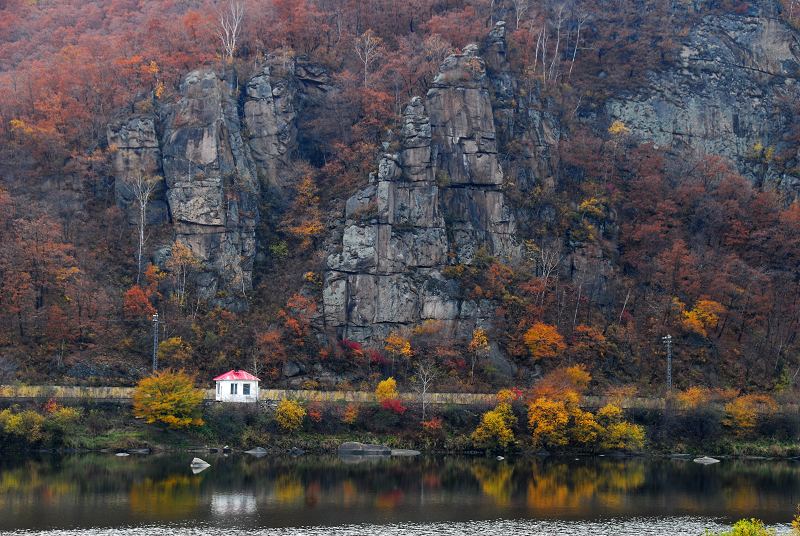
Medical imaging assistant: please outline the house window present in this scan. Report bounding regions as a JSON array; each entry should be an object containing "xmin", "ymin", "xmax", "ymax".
[
  {"xmin": 243, "ymin": 383, "xmax": 251, "ymax": 396},
  {"xmin": 217, "ymin": 383, "xmax": 220, "ymax": 394},
  {"xmin": 230, "ymin": 383, "xmax": 238, "ymax": 395}
]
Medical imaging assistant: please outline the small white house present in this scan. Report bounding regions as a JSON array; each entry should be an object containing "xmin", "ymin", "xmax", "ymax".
[{"xmin": 213, "ymin": 370, "xmax": 260, "ymax": 403}]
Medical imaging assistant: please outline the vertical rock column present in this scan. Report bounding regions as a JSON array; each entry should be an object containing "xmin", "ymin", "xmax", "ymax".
[
  {"xmin": 324, "ymin": 98, "xmax": 452, "ymax": 342},
  {"xmin": 243, "ymin": 64, "xmax": 298, "ymax": 194},
  {"xmin": 427, "ymin": 44, "xmax": 518, "ymax": 262},
  {"xmin": 160, "ymin": 69, "xmax": 260, "ymax": 310},
  {"xmin": 107, "ymin": 116, "xmax": 169, "ymax": 225},
  {"xmin": 323, "ymin": 43, "xmax": 520, "ymax": 344}
]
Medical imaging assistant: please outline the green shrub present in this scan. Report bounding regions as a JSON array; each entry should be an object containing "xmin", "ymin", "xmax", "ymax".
[
  {"xmin": 706, "ymin": 518, "xmax": 775, "ymax": 536},
  {"xmin": 203, "ymin": 403, "xmax": 246, "ymax": 441}
]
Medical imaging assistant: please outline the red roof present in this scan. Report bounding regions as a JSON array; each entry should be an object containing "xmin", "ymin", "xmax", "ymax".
[{"xmin": 213, "ymin": 370, "xmax": 260, "ymax": 382}]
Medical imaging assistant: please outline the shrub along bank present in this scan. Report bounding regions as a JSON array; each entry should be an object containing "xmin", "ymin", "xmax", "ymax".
[{"xmin": 1, "ymin": 368, "xmax": 799, "ymax": 456}]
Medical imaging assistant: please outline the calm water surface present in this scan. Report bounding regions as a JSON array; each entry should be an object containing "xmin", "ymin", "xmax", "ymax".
[{"xmin": 0, "ymin": 453, "xmax": 796, "ymax": 534}]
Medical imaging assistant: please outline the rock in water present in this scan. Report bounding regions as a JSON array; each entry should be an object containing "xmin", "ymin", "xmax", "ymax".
[
  {"xmin": 337, "ymin": 442, "xmax": 391, "ymax": 456},
  {"xmin": 693, "ymin": 456, "xmax": 720, "ymax": 465},
  {"xmin": 190, "ymin": 457, "xmax": 211, "ymax": 468},
  {"xmin": 245, "ymin": 447, "xmax": 267, "ymax": 457},
  {"xmin": 390, "ymin": 449, "xmax": 421, "ymax": 457}
]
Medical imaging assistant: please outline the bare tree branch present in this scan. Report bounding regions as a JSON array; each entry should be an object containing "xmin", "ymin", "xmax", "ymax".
[
  {"xmin": 354, "ymin": 29, "xmax": 384, "ymax": 88},
  {"xmin": 129, "ymin": 174, "xmax": 159, "ymax": 284},
  {"xmin": 217, "ymin": 0, "xmax": 245, "ymax": 62},
  {"xmin": 412, "ymin": 358, "xmax": 440, "ymax": 421}
]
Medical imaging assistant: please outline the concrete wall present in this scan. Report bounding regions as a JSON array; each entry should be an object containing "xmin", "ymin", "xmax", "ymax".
[{"xmin": 0, "ymin": 384, "xmax": 674, "ymax": 410}]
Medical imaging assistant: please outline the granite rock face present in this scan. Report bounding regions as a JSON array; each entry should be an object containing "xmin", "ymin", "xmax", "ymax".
[
  {"xmin": 606, "ymin": 5, "xmax": 800, "ymax": 193},
  {"xmin": 106, "ymin": 116, "xmax": 168, "ymax": 225},
  {"xmin": 107, "ymin": 6, "xmax": 800, "ymax": 341},
  {"xmin": 108, "ymin": 62, "xmax": 315, "ymax": 309},
  {"xmin": 323, "ymin": 44, "xmax": 519, "ymax": 344},
  {"xmin": 158, "ymin": 69, "xmax": 260, "ymax": 310},
  {"xmin": 244, "ymin": 65, "xmax": 298, "ymax": 193}
]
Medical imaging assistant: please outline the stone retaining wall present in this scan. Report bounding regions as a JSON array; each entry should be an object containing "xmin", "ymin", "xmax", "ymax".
[{"xmin": 0, "ymin": 384, "xmax": 668, "ymax": 409}]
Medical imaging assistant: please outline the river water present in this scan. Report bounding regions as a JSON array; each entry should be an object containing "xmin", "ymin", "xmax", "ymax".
[{"xmin": 0, "ymin": 453, "xmax": 796, "ymax": 535}]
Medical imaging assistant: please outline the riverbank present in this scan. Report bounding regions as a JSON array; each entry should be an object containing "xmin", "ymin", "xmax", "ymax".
[{"xmin": 2, "ymin": 397, "xmax": 800, "ymax": 459}]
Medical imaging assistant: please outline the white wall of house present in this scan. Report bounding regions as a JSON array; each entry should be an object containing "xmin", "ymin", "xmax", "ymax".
[{"xmin": 215, "ymin": 380, "xmax": 259, "ymax": 402}]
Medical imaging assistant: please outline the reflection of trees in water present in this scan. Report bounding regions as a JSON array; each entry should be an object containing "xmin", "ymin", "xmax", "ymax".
[
  {"xmin": 375, "ymin": 489, "xmax": 405, "ymax": 509},
  {"xmin": 470, "ymin": 463, "xmax": 514, "ymax": 506},
  {"xmin": 0, "ymin": 455, "xmax": 209, "ymax": 517},
  {"xmin": 272, "ymin": 474, "xmax": 304, "ymax": 504},
  {"xmin": 129, "ymin": 474, "xmax": 203, "ymax": 517},
  {"xmin": 341, "ymin": 479, "xmax": 358, "ymax": 506},
  {"xmin": 0, "ymin": 462, "xmax": 77, "ymax": 508},
  {"xmin": 1, "ymin": 454, "xmax": 800, "ymax": 520},
  {"xmin": 526, "ymin": 459, "xmax": 646, "ymax": 510}
]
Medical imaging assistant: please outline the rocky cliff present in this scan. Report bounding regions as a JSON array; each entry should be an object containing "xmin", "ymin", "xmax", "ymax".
[
  {"xmin": 323, "ymin": 43, "xmax": 519, "ymax": 345},
  {"xmin": 606, "ymin": 3, "xmax": 800, "ymax": 193},
  {"xmin": 107, "ymin": 5, "xmax": 800, "ymax": 343},
  {"xmin": 108, "ymin": 60, "xmax": 327, "ymax": 309}
]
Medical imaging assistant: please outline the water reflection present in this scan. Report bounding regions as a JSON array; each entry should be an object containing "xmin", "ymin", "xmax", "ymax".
[
  {"xmin": 129, "ymin": 474, "xmax": 203, "ymax": 517},
  {"xmin": 0, "ymin": 454, "xmax": 798, "ymax": 531},
  {"xmin": 211, "ymin": 493, "xmax": 257, "ymax": 516}
]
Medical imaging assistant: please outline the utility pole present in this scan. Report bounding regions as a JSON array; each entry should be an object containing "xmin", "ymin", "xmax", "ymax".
[
  {"xmin": 662, "ymin": 334, "xmax": 673, "ymax": 391},
  {"xmin": 152, "ymin": 312, "xmax": 159, "ymax": 372}
]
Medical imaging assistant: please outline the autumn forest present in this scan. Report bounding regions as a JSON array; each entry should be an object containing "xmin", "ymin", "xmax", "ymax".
[{"xmin": 1, "ymin": 0, "xmax": 800, "ymax": 405}]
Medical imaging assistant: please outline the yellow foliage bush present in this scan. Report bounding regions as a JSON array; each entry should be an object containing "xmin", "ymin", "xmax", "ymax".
[
  {"xmin": 608, "ymin": 120, "xmax": 630, "ymax": 135},
  {"xmin": 707, "ymin": 518, "xmax": 775, "ymax": 536},
  {"xmin": 601, "ymin": 421, "xmax": 646, "ymax": 451},
  {"xmin": 385, "ymin": 332, "xmax": 413, "ymax": 358},
  {"xmin": 528, "ymin": 400, "xmax": 645, "ymax": 452},
  {"xmin": 132, "ymin": 370, "xmax": 205, "ymax": 429},
  {"xmin": 157, "ymin": 336, "xmax": 192, "ymax": 363},
  {"xmin": 597, "ymin": 403, "xmax": 624, "ymax": 424},
  {"xmin": 375, "ymin": 377, "xmax": 400, "ymax": 402},
  {"xmin": 275, "ymin": 399, "xmax": 306, "ymax": 432},
  {"xmin": 578, "ymin": 197, "xmax": 606, "ymax": 219},
  {"xmin": 570, "ymin": 409, "xmax": 603, "ymax": 445},
  {"xmin": 681, "ymin": 299, "xmax": 725, "ymax": 337},
  {"xmin": 469, "ymin": 328, "xmax": 489, "ymax": 353},
  {"xmin": 496, "ymin": 388, "xmax": 520, "ymax": 405},
  {"xmin": 528, "ymin": 398, "xmax": 570, "ymax": 449},
  {"xmin": 724, "ymin": 394, "xmax": 778, "ymax": 436},
  {"xmin": 597, "ymin": 403, "xmax": 645, "ymax": 450},
  {"xmin": 472, "ymin": 402, "xmax": 517, "ymax": 448},
  {"xmin": 47, "ymin": 406, "xmax": 82, "ymax": 429},
  {"xmin": 0, "ymin": 409, "xmax": 45, "ymax": 443}
]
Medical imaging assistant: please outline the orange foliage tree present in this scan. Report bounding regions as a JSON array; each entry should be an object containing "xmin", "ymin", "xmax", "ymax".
[
  {"xmin": 523, "ymin": 322, "xmax": 566, "ymax": 360},
  {"xmin": 123, "ymin": 286, "xmax": 156, "ymax": 318},
  {"xmin": 282, "ymin": 174, "xmax": 324, "ymax": 251},
  {"xmin": 278, "ymin": 293, "xmax": 317, "ymax": 347}
]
